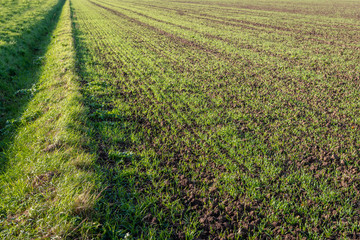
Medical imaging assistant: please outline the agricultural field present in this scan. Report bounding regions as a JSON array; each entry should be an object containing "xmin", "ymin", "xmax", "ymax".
[{"xmin": 1, "ymin": 0, "xmax": 360, "ymax": 239}]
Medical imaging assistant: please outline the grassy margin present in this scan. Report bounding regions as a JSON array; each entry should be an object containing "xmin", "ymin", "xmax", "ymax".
[
  {"xmin": 0, "ymin": 0, "xmax": 66, "ymax": 133},
  {"xmin": 0, "ymin": 0, "xmax": 99, "ymax": 238}
]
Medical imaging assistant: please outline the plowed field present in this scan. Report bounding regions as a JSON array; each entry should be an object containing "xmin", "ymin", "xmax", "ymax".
[
  {"xmin": 70, "ymin": 0, "xmax": 360, "ymax": 238},
  {"xmin": 1, "ymin": 0, "xmax": 360, "ymax": 238}
]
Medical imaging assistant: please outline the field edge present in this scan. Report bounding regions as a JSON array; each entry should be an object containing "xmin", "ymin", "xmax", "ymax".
[{"xmin": 0, "ymin": 0, "xmax": 100, "ymax": 238}]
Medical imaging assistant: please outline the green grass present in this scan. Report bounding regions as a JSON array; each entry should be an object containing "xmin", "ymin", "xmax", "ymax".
[
  {"xmin": 0, "ymin": 0, "xmax": 98, "ymax": 238},
  {"xmin": 70, "ymin": 0, "xmax": 360, "ymax": 238},
  {"xmin": 0, "ymin": 0, "xmax": 65, "ymax": 133},
  {"xmin": 1, "ymin": 0, "xmax": 360, "ymax": 239}
]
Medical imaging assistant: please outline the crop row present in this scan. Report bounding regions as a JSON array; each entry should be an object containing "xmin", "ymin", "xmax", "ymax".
[{"xmin": 71, "ymin": 0, "xmax": 360, "ymax": 238}]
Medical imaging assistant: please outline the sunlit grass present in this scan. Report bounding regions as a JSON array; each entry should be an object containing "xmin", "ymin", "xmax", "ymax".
[{"xmin": 0, "ymin": 0, "xmax": 98, "ymax": 238}]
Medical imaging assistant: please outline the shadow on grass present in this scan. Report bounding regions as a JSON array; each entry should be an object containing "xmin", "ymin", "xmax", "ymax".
[
  {"xmin": 0, "ymin": 0, "xmax": 66, "ymax": 173},
  {"xmin": 70, "ymin": 6, "xmax": 163, "ymax": 239}
]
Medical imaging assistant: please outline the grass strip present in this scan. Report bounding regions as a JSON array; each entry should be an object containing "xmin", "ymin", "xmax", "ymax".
[
  {"xmin": 0, "ymin": 0, "xmax": 65, "ymax": 132},
  {"xmin": 0, "ymin": 0, "xmax": 98, "ymax": 238}
]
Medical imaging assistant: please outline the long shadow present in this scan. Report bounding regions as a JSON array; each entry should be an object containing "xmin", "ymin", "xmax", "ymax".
[
  {"xmin": 0, "ymin": 0, "xmax": 66, "ymax": 173},
  {"xmin": 69, "ymin": 3, "xmax": 161, "ymax": 238}
]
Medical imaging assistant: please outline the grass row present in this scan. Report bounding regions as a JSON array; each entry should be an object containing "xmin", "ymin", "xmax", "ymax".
[
  {"xmin": 0, "ymin": 0, "xmax": 99, "ymax": 238},
  {"xmin": 0, "ymin": 0, "xmax": 65, "ymax": 132}
]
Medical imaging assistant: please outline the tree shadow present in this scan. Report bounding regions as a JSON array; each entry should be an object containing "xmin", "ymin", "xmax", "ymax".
[{"xmin": 0, "ymin": 0, "xmax": 66, "ymax": 173}]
